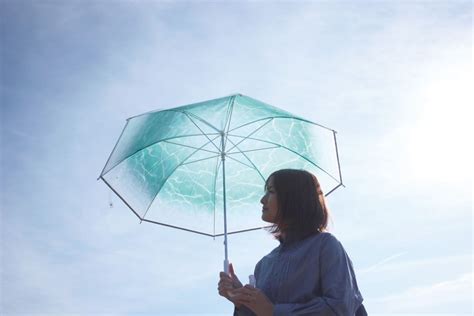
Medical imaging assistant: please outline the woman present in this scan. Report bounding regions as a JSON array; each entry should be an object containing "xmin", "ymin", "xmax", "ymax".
[{"xmin": 218, "ymin": 169, "xmax": 367, "ymax": 315}]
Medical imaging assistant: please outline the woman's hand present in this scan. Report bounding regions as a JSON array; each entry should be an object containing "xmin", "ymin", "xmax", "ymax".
[
  {"xmin": 218, "ymin": 263, "xmax": 243, "ymax": 307},
  {"xmin": 229, "ymin": 285, "xmax": 274, "ymax": 316}
]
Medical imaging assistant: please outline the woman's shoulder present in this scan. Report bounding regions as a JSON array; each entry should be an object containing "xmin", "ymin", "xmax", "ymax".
[
  {"xmin": 264, "ymin": 232, "xmax": 343, "ymax": 256},
  {"xmin": 304, "ymin": 231, "xmax": 346, "ymax": 255},
  {"xmin": 306, "ymin": 231, "xmax": 340, "ymax": 245},
  {"xmin": 279, "ymin": 232, "xmax": 339, "ymax": 254}
]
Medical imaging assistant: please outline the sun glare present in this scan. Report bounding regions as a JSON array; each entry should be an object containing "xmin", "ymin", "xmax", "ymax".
[{"xmin": 405, "ymin": 64, "xmax": 472, "ymax": 184}]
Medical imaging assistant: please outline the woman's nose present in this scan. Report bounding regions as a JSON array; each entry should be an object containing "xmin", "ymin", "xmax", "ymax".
[{"xmin": 260, "ymin": 194, "xmax": 265, "ymax": 205}]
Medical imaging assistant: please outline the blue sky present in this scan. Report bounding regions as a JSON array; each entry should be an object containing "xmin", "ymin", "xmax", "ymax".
[{"xmin": 1, "ymin": 0, "xmax": 472, "ymax": 315}]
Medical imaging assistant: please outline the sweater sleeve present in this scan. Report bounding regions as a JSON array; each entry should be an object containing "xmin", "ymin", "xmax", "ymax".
[
  {"xmin": 273, "ymin": 235, "xmax": 363, "ymax": 316},
  {"xmin": 232, "ymin": 260, "xmax": 263, "ymax": 316},
  {"xmin": 233, "ymin": 305, "xmax": 255, "ymax": 316}
]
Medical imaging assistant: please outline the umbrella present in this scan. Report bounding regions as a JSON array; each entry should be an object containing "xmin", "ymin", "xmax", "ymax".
[{"xmin": 99, "ymin": 93, "xmax": 343, "ymax": 272}]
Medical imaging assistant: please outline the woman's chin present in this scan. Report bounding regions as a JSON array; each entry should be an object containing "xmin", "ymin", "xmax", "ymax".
[{"xmin": 261, "ymin": 214, "xmax": 273, "ymax": 223}]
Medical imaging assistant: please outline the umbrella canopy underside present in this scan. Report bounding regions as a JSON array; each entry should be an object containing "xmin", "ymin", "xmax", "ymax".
[{"xmin": 100, "ymin": 94, "xmax": 342, "ymax": 237}]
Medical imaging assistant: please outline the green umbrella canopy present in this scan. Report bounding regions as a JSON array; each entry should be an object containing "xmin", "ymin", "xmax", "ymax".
[{"xmin": 99, "ymin": 94, "xmax": 342, "ymax": 237}]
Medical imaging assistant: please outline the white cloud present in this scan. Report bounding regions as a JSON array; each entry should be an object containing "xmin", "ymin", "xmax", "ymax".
[
  {"xmin": 371, "ymin": 273, "xmax": 473, "ymax": 313},
  {"xmin": 359, "ymin": 254, "xmax": 473, "ymax": 313},
  {"xmin": 357, "ymin": 252, "xmax": 407, "ymax": 275}
]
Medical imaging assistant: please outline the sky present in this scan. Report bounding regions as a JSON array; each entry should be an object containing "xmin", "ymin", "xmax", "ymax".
[{"xmin": 1, "ymin": 0, "xmax": 472, "ymax": 315}]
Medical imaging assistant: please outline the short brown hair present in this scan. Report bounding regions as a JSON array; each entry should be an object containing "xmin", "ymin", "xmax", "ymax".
[{"xmin": 266, "ymin": 169, "xmax": 329, "ymax": 244}]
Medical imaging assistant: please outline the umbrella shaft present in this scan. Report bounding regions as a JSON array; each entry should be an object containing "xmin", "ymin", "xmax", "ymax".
[{"xmin": 221, "ymin": 134, "xmax": 229, "ymax": 273}]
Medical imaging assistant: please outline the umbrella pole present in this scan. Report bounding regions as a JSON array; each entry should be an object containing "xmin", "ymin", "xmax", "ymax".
[{"xmin": 221, "ymin": 136, "xmax": 230, "ymax": 274}]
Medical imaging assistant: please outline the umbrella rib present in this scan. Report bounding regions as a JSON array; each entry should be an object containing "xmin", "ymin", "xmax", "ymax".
[
  {"xmin": 223, "ymin": 96, "xmax": 236, "ymax": 150},
  {"xmin": 141, "ymin": 218, "xmax": 215, "ymax": 237},
  {"xmin": 227, "ymin": 145, "xmax": 281, "ymax": 155},
  {"xmin": 229, "ymin": 116, "xmax": 335, "ymax": 133},
  {"xmin": 227, "ymin": 135, "xmax": 341, "ymax": 185},
  {"xmin": 181, "ymin": 155, "xmax": 221, "ymax": 166},
  {"xmin": 226, "ymin": 118, "xmax": 273, "ymax": 154},
  {"xmin": 99, "ymin": 120, "xmax": 130, "ymax": 178},
  {"xmin": 163, "ymin": 140, "xmax": 220, "ymax": 154},
  {"xmin": 333, "ymin": 130, "xmax": 344, "ymax": 186},
  {"xmin": 214, "ymin": 226, "xmax": 273, "ymax": 237},
  {"xmin": 225, "ymin": 138, "xmax": 266, "ymax": 182},
  {"xmin": 324, "ymin": 183, "xmax": 344, "ymax": 197},
  {"xmin": 142, "ymin": 134, "xmax": 221, "ymax": 219},
  {"xmin": 225, "ymin": 155, "xmax": 257, "ymax": 170},
  {"xmin": 100, "ymin": 175, "xmax": 144, "ymax": 220},
  {"xmin": 183, "ymin": 112, "xmax": 222, "ymax": 152},
  {"xmin": 178, "ymin": 110, "xmax": 221, "ymax": 133},
  {"xmin": 101, "ymin": 133, "xmax": 220, "ymax": 177}
]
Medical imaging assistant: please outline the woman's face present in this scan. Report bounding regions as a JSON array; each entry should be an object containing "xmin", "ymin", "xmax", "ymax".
[{"xmin": 260, "ymin": 176, "xmax": 278, "ymax": 223}]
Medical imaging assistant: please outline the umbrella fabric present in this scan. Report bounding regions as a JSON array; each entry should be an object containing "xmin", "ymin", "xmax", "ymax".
[{"xmin": 99, "ymin": 94, "xmax": 342, "ymax": 237}]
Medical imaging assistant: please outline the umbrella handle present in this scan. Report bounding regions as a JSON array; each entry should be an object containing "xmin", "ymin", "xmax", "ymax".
[
  {"xmin": 224, "ymin": 259, "xmax": 229, "ymax": 274},
  {"xmin": 249, "ymin": 274, "xmax": 256, "ymax": 287}
]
